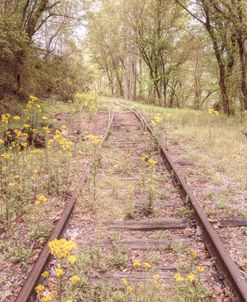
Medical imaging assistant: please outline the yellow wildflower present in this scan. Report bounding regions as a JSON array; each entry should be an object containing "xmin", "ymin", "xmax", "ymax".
[
  {"xmin": 13, "ymin": 115, "xmax": 21, "ymax": 121},
  {"xmin": 42, "ymin": 116, "xmax": 48, "ymax": 120},
  {"xmin": 133, "ymin": 259, "xmax": 142, "ymax": 268},
  {"xmin": 41, "ymin": 271, "xmax": 49, "ymax": 278},
  {"xmin": 42, "ymin": 126, "xmax": 50, "ymax": 133},
  {"xmin": 88, "ymin": 134, "xmax": 103, "ymax": 145},
  {"xmin": 41, "ymin": 296, "xmax": 52, "ymax": 302},
  {"xmin": 151, "ymin": 115, "xmax": 161, "ymax": 126},
  {"xmin": 65, "ymin": 300, "xmax": 73, "ymax": 302},
  {"xmin": 14, "ymin": 129, "xmax": 22, "ymax": 138},
  {"xmin": 48, "ymin": 239, "xmax": 76, "ymax": 259},
  {"xmin": 153, "ymin": 274, "xmax": 163, "ymax": 286},
  {"xmin": 69, "ymin": 275, "xmax": 81, "ymax": 285},
  {"xmin": 187, "ymin": 272, "xmax": 196, "ymax": 282},
  {"xmin": 191, "ymin": 250, "xmax": 197, "ymax": 259},
  {"xmin": 1, "ymin": 114, "xmax": 10, "ymax": 124},
  {"xmin": 23, "ymin": 124, "xmax": 30, "ymax": 129},
  {"xmin": 35, "ymin": 284, "xmax": 45, "ymax": 293},
  {"xmin": 148, "ymin": 158, "xmax": 157, "ymax": 166},
  {"xmin": 208, "ymin": 108, "xmax": 220, "ymax": 117},
  {"xmin": 0, "ymin": 139, "xmax": 4, "ymax": 145},
  {"xmin": 67, "ymin": 255, "xmax": 77, "ymax": 264},
  {"xmin": 196, "ymin": 266, "xmax": 205, "ymax": 273},
  {"xmin": 142, "ymin": 262, "xmax": 151, "ymax": 270},
  {"xmin": 126, "ymin": 286, "xmax": 133, "ymax": 294},
  {"xmin": 35, "ymin": 194, "xmax": 48, "ymax": 206},
  {"xmin": 1, "ymin": 153, "xmax": 11, "ymax": 160},
  {"xmin": 174, "ymin": 273, "xmax": 184, "ymax": 282},
  {"xmin": 153, "ymin": 274, "xmax": 161, "ymax": 281},
  {"xmin": 121, "ymin": 278, "xmax": 129, "ymax": 286},
  {"xmin": 29, "ymin": 95, "xmax": 38, "ymax": 102},
  {"xmin": 55, "ymin": 267, "xmax": 64, "ymax": 277}
]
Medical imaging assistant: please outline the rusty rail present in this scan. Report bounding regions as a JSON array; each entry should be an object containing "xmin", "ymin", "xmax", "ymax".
[
  {"xmin": 15, "ymin": 110, "xmax": 114, "ymax": 302},
  {"xmin": 132, "ymin": 108, "xmax": 247, "ymax": 302}
]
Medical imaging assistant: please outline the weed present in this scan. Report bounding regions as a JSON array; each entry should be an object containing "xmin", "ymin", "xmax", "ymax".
[
  {"xmin": 1, "ymin": 241, "xmax": 32, "ymax": 266},
  {"xmin": 171, "ymin": 240, "xmax": 189, "ymax": 256},
  {"xmin": 110, "ymin": 245, "xmax": 128, "ymax": 269},
  {"xmin": 178, "ymin": 206, "xmax": 191, "ymax": 218},
  {"xmin": 241, "ymin": 227, "xmax": 247, "ymax": 235},
  {"xmin": 124, "ymin": 200, "xmax": 135, "ymax": 219},
  {"xmin": 146, "ymin": 251, "xmax": 161, "ymax": 265},
  {"xmin": 108, "ymin": 231, "xmax": 121, "ymax": 241},
  {"xmin": 154, "ymin": 230, "xmax": 172, "ymax": 240}
]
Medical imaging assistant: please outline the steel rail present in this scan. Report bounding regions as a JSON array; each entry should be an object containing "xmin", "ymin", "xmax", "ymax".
[
  {"xmin": 132, "ymin": 108, "xmax": 247, "ymax": 302},
  {"xmin": 15, "ymin": 110, "xmax": 115, "ymax": 302}
]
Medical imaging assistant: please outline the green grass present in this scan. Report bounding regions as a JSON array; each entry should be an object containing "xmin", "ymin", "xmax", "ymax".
[{"xmin": 106, "ymin": 97, "xmax": 247, "ymax": 218}]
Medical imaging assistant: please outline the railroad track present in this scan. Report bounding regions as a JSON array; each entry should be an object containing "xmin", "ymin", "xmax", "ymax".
[{"xmin": 16, "ymin": 105, "xmax": 247, "ymax": 301}]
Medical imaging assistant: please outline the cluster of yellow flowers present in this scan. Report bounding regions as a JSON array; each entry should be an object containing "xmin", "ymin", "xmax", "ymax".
[
  {"xmin": 173, "ymin": 267, "xmax": 204, "ymax": 284},
  {"xmin": 1, "ymin": 113, "xmax": 10, "ymax": 125},
  {"xmin": 133, "ymin": 259, "xmax": 152, "ymax": 270},
  {"xmin": 48, "ymin": 238, "xmax": 77, "ymax": 259},
  {"xmin": 121, "ymin": 273, "xmax": 163, "ymax": 294},
  {"xmin": 208, "ymin": 108, "xmax": 220, "ymax": 117},
  {"xmin": 1, "ymin": 152, "xmax": 12, "ymax": 160},
  {"xmin": 35, "ymin": 286, "xmax": 57, "ymax": 302},
  {"xmin": 148, "ymin": 158, "xmax": 157, "ymax": 166},
  {"xmin": 25, "ymin": 95, "xmax": 41, "ymax": 111},
  {"xmin": 69, "ymin": 274, "xmax": 81, "ymax": 285},
  {"xmin": 141, "ymin": 153, "xmax": 157, "ymax": 167},
  {"xmin": 74, "ymin": 92, "xmax": 98, "ymax": 113},
  {"xmin": 35, "ymin": 239, "xmax": 79, "ymax": 302},
  {"xmin": 48, "ymin": 130, "xmax": 74, "ymax": 152},
  {"xmin": 151, "ymin": 114, "xmax": 161, "ymax": 127},
  {"xmin": 153, "ymin": 274, "xmax": 163, "ymax": 287},
  {"xmin": 55, "ymin": 267, "xmax": 64, "ymax": 277},
  {"xmin": 34, "ymin": 194, "xmax": 48, "ymax": 206},
  {"xmin": 121, "ymin": 278, "xmax": 134, "ymax": 294},
  {"xmin": 88, "ymin": 134, "xmax": 103, "ymax": 145}
]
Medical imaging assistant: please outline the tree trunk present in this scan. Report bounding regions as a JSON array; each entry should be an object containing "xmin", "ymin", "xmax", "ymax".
[
  {"xmin": 163, "ymin": 79, "xmax": 168, "ymax": 107},
  {"xmin": 203, "ymin": 4, "xmax": 231, "ymax": 115},
  {"xmin": 238, "ymin": 39, "xmax": 247, "ymax": 110},
  {"xmin": 219, "ymin": 63, "xmax": 231, "ymax": 115}
]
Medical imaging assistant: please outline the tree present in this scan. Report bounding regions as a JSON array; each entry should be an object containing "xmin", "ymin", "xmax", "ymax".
[{"xmin": 176, "ymin": 0, "xmax": 247, "ymax": 114}]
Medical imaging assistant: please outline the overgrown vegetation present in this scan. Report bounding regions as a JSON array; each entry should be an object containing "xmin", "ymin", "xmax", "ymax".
[
  {"xmin": 0, "ymin": 1, "xmax": 93, "ymax": 113},
  {"xmin": 131, "ymin": 99, "xmax": 247, "ymax": 218},
  {"xmin": 87, "ymin": 0, "xmax": 247, "ymax": 114},
  {"xmin": 34, "ymin": 238, "xmax": 209, "ymax": 302},
  {"xmin": 0, "ymin": 94, "xmax": 100, "ymax": 271}
]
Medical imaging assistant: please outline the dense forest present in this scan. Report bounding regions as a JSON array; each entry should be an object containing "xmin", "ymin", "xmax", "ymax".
[{"xmin": 0, "ymin": 0, "xmax": 247, "ymax": 115}]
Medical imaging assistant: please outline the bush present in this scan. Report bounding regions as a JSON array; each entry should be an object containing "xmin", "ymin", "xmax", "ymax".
[{"xmin": 74, "ymin": 92, "xmax": 98, "ymax": 113}]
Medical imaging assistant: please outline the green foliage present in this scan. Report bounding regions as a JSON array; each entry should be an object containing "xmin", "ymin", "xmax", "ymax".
[
  {"xmin": 0, "ymin": 241, "xmax": 32, "ymax": 266},
  {"xmin": 74, "ymin": 92, "xmax": 99, "ymax": 113}
]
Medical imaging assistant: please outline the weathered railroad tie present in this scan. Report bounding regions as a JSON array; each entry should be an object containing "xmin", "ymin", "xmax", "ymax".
[
  {"xmin": 132, "ymin": 108, "xmax": 247, "ymax": 301},
  {"xmin": 15, "ymin": 110, "xmax": 114, "ymax": 302},
  {"xmin": 16, "ymin": 106, "xmax": 247, "ymax": 301}
]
